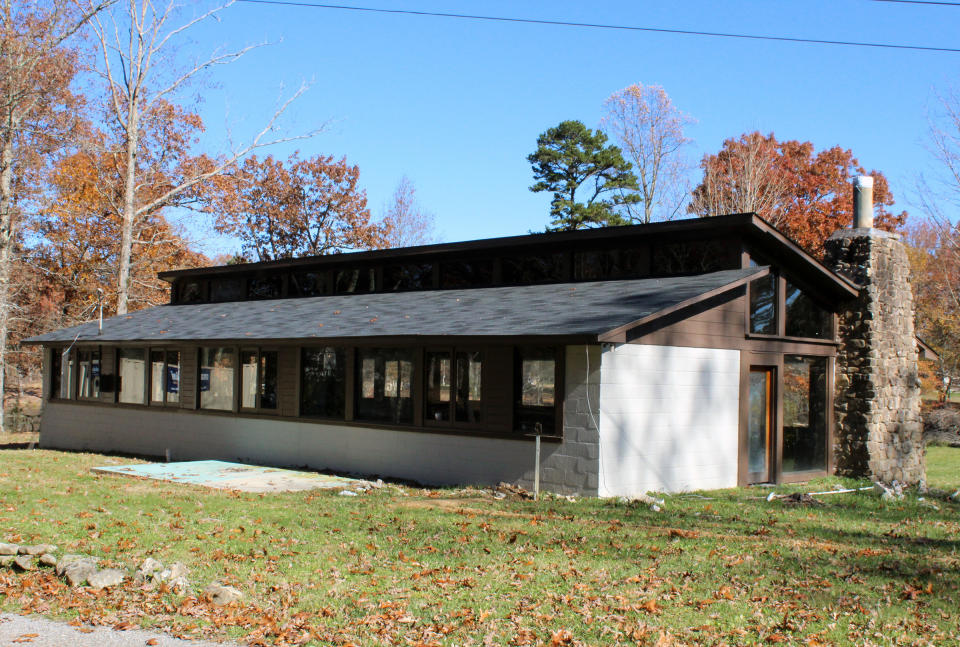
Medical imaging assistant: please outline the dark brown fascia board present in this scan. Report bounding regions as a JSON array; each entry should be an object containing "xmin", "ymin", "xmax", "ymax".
[
  {"xmin": 597, "ymin": 267, "xmax": 768, "ymax": 343},
  {"xmin": 744, "ymin": 215, "xmax": 859, "ymax": 300},
  {"xmin": 25, "ymin": 334, "xmax": 598, "ymax": 348},
  {"xmin": 157, "ymin": 213, "xmax": 759, "ymax": 283}
]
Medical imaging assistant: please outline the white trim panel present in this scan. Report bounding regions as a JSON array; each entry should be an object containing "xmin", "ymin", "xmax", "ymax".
[{"xmin": 598, "ymin": 344, "xmax": 740, "ymax": 495}]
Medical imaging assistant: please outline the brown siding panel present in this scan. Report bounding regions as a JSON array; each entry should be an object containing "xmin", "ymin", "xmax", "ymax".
[
  {"xmin": 180, "ymin": 346, "xmax": 197, "ymax": 409},
  {"xmin": 627, "ymin": 291, "xmax": 747, "ymax": 350},
  {"xmin": 483, "ymin": 345, "xmax": 513, "ymax": 433},
  {"xmin": 278, "ymin": 347, "xmax": 298, "ymax": 417}
]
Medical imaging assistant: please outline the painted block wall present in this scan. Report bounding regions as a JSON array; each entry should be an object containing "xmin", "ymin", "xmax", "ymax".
[
  {"xmin": 38, "ymin": 345, "xmax": 602, "ymax": 495},
  {"xmin": 597, "ymin": 343, "xmax": 740, "ymax": 495}
]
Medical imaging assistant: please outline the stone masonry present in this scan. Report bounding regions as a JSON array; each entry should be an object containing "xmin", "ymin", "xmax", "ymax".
[{"xmin": 824, "ymin": 228, "xmax": 925, "ymax": 484}]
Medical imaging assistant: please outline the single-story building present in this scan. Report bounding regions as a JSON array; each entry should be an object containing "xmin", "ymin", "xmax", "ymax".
[{"xmin": 25, "ymin": 202, "xmax": 924, "ymax": 495}]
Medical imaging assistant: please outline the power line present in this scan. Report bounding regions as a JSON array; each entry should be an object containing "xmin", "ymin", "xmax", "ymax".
[
  {"xmin": 873, "ymin": 0, "xmax": 960, "ymax": 6},
  {"xmin": 235, "ymin": 0, "xmax": 960, "ymax": 53}
]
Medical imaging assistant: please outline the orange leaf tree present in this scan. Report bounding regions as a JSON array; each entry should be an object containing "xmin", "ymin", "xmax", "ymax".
[
  {"xmin": 690, "ymin": 132, "xmax": 906, "ymax": 257},
  {"xmin": 209, "ymin": 153, "xmax": 387, "ymax": 261}
]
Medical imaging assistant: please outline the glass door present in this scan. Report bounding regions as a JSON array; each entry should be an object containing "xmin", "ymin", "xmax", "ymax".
[{"xmin": 748, "ymin": 368, "xmax": 775, "ymax": 484}]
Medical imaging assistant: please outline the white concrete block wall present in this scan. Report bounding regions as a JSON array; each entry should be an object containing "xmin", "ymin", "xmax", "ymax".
[
  {"xmin": 38, "ymin": 346, "xmax": 603, "ymax": 494},
  {"xmin": 597, "ymin": 344, "xmax": 740, "ymax": 495}
]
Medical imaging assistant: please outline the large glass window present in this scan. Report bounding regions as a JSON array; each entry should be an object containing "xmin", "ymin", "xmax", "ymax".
[
  {"xmin": 199, "ymin": 347, "xmax": 236, "ymax": 411},
  {"xmin": 515, "ymin": 347, "xmax": 558, "ymax": 435},
  {"xmin": 118, "ymin": 348, "xmax": 146, "ymax": 404},
  {"xmin": 384, "ymin": 263, "xmax": 434, "ymax": 291},
  {"xmin": 150, "ymin": 350, "xmax": 180, "ymax": 405},
  {"xmin": 501, "ymin": 253, "xmax": 566, "ymax": 285},
  {"xmin": 782, "ymin": 355, "xmax": 828, "ymax": 473},
  {"xmin": 425, "ymin": 349, "xmax": 482, "ymax": 424},
  {"xmin": 300, "ymin": 347, "xmax": 346, "ymax": 418},
  {"xmin": 785, "ymin": 282, "xmax": 831, "ymax": 339},
  {"xmin": 749, "ymin": 274, "xmax": 777, "ymax": 335},
  {"xmin": 247, "ymin": 275, "xmax": 283, "ymax": 300},
  {"xmin": 356, "ymin": 348, "xmax": 414, "ymax": 424},
  {"xmin": 210, "ymin": 278, "xmax": 244, "ymax": 302},
  {"xmin": 335, "ymin": 268, "xmax": 376, "ymax": 294},
  {"xmin": 50, "ymin": 348, "xmax": 73, "ymax": 400},
  {"xmin": 179, "ymin": 280, "xmax": 204, "ymax": 303},
  {"xmin": 573, "ymin": 247, "xmax": 647, "ymax": 281},
  {"xmin": 439, "ymin": 259, "xmax": 494, "ymax": 289},
  {"xmin": 290, "ymin": 271, "xmax": 327, "ymax": 297},
  {"xmin": 78, "ymin": 349, "xmax": 101, "ymax": 399},
  {"xmin": 240, "ymin": 349, "xmax": 278, "ymax": 411}
]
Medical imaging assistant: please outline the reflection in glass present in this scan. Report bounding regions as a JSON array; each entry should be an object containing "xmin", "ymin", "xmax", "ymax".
[
  {"xmin": 300, "ymin": 347, "xmax": 345, "ymax": 418},
  {"xmin": 785, "ymin": 282, "xmax": 830, "ymax": 339},
  {"xmin": 200, "ymin": 347, "xmax": 235, "ymax": 411},
  {"xmin": 290, "ymin": 272, "xmax": 326, "ymax": 297},
  {"xmin": 118, "ymin": 348, "xmax": 146, "ymax": 404},
  {"xmin": 241, "ymin": 350, "xmax": 258, "ymax": 408},
  {"xmin": 515, "ymin": 347, "xmax": 556, "ymax": 434},
  {"xmin": 151, "ymin": 350, "xmax": 166, "ymax": 403},
  {"xmin": 783, "ymin": 355, "xmax": 828, "ymax": 473},
  {"xmin": 210, "ymin": 278, "xmax": 244, "ymax": 302},
  {"xmin": 425, "ymin": 351, "xmax": 452, "ymax": 422},
  {"xmin": 748, "ymin": 370, "xmax": 771, "ymax": 478},
  {"xmin": 260, "ymin": 351, "xmax": 278, "ymax": 409},
  {"xmin": 166, "ymin": 351, "xmax": 180, "ymax": 404},
  {"xmin": 455, "ymin": 351, "xmax": 482, "ymax": 423},
  {"xmin": 356, "ymin": 348, "xmax": 414, "ymax": 424},
  {"xmin": 749, "ymin": 274, "xmax": 777, "ymax": 335}
]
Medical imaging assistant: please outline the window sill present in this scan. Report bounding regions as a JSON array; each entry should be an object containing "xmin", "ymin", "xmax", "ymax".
[{"xmin": 745, "ymin": 333, "xmax": 838, "ymax": 346}]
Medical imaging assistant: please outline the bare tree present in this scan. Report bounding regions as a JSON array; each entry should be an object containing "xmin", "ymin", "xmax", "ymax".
[
  {"xmin": 382, "ymin": 176, "xmax": 438, "ymax": 248},
  {"xmin": 689, "ymin": 131, "xmax": 789, "ymax": 224},
  {"xmin": 0, "ymin": 0, "xmax": 112, "ymax": 432},
  {"xmin": 914, "ymin": 89, "xmax": 960, "ymax": 391},
  {"xmin": 89, "ymin": 0, "xmax": 321, "ymax": 314},
  {"xmin": 600, "ymin": 84, "xmax": 694, "ymax": 223}
]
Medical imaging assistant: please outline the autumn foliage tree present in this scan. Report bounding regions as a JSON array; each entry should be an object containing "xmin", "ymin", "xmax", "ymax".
[
  {"xmin": 905, "ymin": 220, "xmax": 960, "ymax": 397},
  {"xmin": 0, "ymin": 0, "xmax": 110, "ymax": 431},
  {"xmin": 209, "ymin": 153, "xmax": 387, "ymax": 261},
  {"xmin": 690, "ymin": 132, "xmax": 906, "ymax": 256},
  {"xmin": 33, "ymin": 148, "xmax": 207, "ymax": 323}
]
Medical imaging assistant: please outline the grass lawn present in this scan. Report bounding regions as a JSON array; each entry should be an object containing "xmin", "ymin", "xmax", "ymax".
[{"xmin": 1, "ymin": 449, "xmax": 959, "ymax": 646}]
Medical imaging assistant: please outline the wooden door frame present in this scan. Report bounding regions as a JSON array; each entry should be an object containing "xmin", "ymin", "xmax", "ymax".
[{"xmin": 738, "ymin": 350, "xmax": 834, "ymax": 486}]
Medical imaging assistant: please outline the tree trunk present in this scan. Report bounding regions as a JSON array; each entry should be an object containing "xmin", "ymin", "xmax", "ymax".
[
  {"xmin": 116, "ymin": 104, "xmax": 139, "ymax": 315},
  {"xmin": 0, "ymin": 136, "xmax": 15, "ymax": 433}
]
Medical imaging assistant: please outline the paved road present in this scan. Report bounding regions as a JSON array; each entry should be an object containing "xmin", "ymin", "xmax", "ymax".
[{"xmin": 0, "ymin": 614, "xmax": 240, "ymax": 646}]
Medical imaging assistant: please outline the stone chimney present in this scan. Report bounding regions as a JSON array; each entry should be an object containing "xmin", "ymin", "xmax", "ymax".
[{"xmin": 823, "ymin": 176, "xmax": 924, "ymax": 485}]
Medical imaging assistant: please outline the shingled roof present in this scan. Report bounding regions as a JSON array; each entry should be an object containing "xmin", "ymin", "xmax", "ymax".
[{"xmin": 24, "ymin": 267, "xmax": 766, "ymax": 345}]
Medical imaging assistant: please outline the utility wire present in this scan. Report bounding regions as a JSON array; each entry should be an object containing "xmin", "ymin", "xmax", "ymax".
[
  {"xmin": 235, "ymin": 0, "xmax": 960, "ymax": 53},
  {"xmin": 873, "ymin": 0, "xmax": 960, "ymax": 6}
]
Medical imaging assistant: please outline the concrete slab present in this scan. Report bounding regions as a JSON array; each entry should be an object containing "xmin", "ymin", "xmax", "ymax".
[{"xmin": 92, "ymin": 460, "xmax": 363, "ymax": 493}]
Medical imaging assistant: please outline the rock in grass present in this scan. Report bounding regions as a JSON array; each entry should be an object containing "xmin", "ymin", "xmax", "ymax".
[
  {"xmin": 21, "ymin": 544, "xmax": 56, "ymax": 556},
  {"xmin": 13, "ymin": 555, "xmax": 35, "ymax": 571},
  {"xmin": 87, "ymin": 568, "xmax": 125, "ymax": 590},
  {"xmin": 0, "ymin": 543, "xmax": 19, "ymax": 556},
  {"xmin": 55, "ymin": 554, "xmax": 89, "ymax": 577},
  {"xmin": 38, "ymin": 554, "xmax": 57, "ymax": 568},
  {"xmin": 135, "ymin": 557, "xmax": 163, "ymax": 581},
  {"xmin": 204, "ymin": 582, "xmax": 242, "ymax": 606},
  {"xmin": 0, "ymin": 556, "xmax": 15, "ymax": 567},
  {"xmin": 64, "ymin": 559, "xmax": 98, "ymax": 587}
]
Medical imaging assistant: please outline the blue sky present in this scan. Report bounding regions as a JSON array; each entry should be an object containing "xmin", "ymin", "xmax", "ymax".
[{"xmin": 171, "ymin": 0, "xmax": 960, "ymax": 255}]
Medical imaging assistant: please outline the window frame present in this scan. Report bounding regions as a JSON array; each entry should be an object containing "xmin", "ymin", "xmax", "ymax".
[
  {"xmin": 744, "ymin": 259, "xmax": 836, "ymax": 343},
  {"xmin": 299, "ymin": 345, "xmax": 347, "ymax": 420},
  {"xmin": 149, "ymin": 348, "xmax": 181, "ymax": 407},
  {"xmin": 513, "ymin": 346, "xmax": 563, "ymax": 437},
  {"xmin": 239, "ymin": 346, "xmax": 280, "ymax": 414},
  {"xmin": 423, "ymin": 346, "xmax": 484, "ymax": 429},
  {"xmin": 116, "ymin": 347, "xmax": 148, "ymax": 406},
  {"xmin": 77, "ymin": 348, "xmax": 101, "ymax": 400},
  {"xmin": 198, "ymin": 346, "xmax": 239, "ymax": 412},
  {"xmin": 354, "ymin": 346, "xmax": 417, "ymax": 425}
]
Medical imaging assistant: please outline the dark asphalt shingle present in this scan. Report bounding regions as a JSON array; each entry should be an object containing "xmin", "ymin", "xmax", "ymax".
[{"xmin": 25, "ymin": 267, "xmax": 763, "ymax": 344}]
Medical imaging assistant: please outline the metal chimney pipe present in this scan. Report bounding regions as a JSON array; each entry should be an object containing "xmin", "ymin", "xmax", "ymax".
[{"xmin": 853, "ymin": 176, "xmax": 874, "ymax": 229}]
